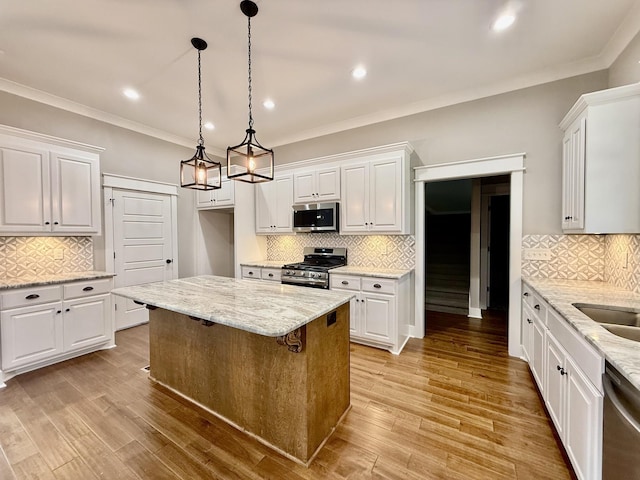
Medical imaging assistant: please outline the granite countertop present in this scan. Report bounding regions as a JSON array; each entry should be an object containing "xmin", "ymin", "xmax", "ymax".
[
  {"xmin": 240, "ymin": 260, "xmax": 414, "ymax": 280},
  {"xmin": 0, "ymin": 271, "xmax": 115, "ymax": 291},
  {"xmin": 240, "ymin": 260, "xmax": 297, "ymax": 268},
  {"xmin": 523, "ymin": 277, "xmax": 640, "ymax": 390},
  {"xmin": 331, "ymin": 266, "xmax": 413, "ymax": 279},
  {"xmin": 112, "ymin": 275, "xmax": 354, "ymax": 337}
]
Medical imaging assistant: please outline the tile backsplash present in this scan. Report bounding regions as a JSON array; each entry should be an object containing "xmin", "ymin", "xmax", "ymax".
[
  {"xmin": 0, "ymin": 237, "xmax": 93, "ymax": 277},
  {"xmin": 522, "ymin": 234, "xmax": 605, "ymax": 281},
  {"xmin": 267, "ymin": 234, "xmax": 415, "ymax": 269},
  {"xmin": 605, "ymin": 235, "xmax": 640, "ymax": 294}
]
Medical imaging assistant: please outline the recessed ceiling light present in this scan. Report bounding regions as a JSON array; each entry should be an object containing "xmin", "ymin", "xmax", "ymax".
[
  {"xmin": 493, "ymin": 13, "xmax": 515, "ymax": 31},
  {"xmin": 123, "ymin": 88, "xmax": 140, "ymax": 100},
  {"xmin": 352, "ymin": 66, "xmax": 367, "ymax": 79},
  {"xmin": 263, "ymin": 99, "xmax": 275, "ymax": 110},
  {"xmin": 204, "ymin": 122, "xmax": 215, "ymax": 130}
]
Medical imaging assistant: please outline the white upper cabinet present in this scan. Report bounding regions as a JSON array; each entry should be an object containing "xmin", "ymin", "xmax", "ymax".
[
  {"xmin": 340, "ymin": 147, "xmax": 411, "ymax": 234},
  {"xmin": 0, "ymin": 126, "xmax": 103, "ymax": 236},
  {"xmin": 560, "ymin": 83, "xmax": 640, "ymax": 233},
  {"xmin": 196, "ymin": 178, "xmax": 235, "ymax": 209},
  {"xmin": 50, "ymin": 151, "xmax": 101, "ymax": 233},
  {"xmin": 255, "ymin": 174, "xmax": 293, "ymax": 234},
  {"xmin": 293, "ymin": 166, "xmax": 340, "ymax": 204}
]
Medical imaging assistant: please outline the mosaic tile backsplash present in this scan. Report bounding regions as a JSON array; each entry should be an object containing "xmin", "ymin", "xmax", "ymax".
[
  {"xmin": 521, "ymin": 234, "xmax": 605, "ymax": 281},
  {"xmin": 0, "ymin": 237, "xmax": 93, "ymax": 277},
  {"xmin": 267, "ymin": 234, "xmax": 416, "ymax": 269},
  {"xmin": 605, "ymin": 235, "xmax": 640, "ymax": 294}
]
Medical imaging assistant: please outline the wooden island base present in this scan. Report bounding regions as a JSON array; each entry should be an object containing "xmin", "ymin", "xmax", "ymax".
[{"xmin": 148, "ymin": 303, "xmax": 350, "ymax": 466}]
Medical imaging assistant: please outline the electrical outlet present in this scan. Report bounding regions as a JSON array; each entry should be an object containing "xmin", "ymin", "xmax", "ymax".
[
  {"xmin": 524, "ymin": 248, "xmax": 552, "ymax": 261},
  {"xmin": 54, "ymin": 248, "xmax": 64, "ymax": 260}
]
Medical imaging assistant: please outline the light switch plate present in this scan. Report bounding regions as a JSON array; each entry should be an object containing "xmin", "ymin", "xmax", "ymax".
[{"xmin": 523, "ymin": 248, "xmax": 552, "ymax": 261}]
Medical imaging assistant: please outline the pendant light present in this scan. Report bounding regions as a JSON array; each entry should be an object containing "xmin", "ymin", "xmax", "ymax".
[
  {"xmin": 180, "ymin": 38, "xmax": 222, "ymax": 190},
  {"xmin": 227, "ymin": 0, "xmax": 274, "ymax": 183}
]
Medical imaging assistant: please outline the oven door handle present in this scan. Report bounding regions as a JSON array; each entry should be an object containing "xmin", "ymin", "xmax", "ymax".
[{"xmin": 604, "ymin": 374, "xmax": 640, "ymax": 434}]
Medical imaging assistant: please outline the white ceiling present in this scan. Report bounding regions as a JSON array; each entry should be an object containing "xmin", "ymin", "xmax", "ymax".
[{"xmin": 1, "ymin": 0, "xmax": 639, "ymax": 155}]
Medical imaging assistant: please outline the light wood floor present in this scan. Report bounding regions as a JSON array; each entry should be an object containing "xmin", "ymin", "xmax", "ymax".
[{"xmin": 0, "ymin": 310, "xmax": 575, "ymax": 479}]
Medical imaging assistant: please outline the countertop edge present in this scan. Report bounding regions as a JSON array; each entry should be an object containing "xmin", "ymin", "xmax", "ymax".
[{"xmin": 0, "ymin": 271, "xmax": 116, "ymax": 291}]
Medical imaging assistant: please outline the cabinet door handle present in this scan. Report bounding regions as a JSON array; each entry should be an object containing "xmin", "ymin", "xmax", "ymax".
[
  {"xmin": 54, "ymin": 221, "xmax": 59, "ymax": 225},
  {"xmin": 557, "ymin": 365, "xmax": 567, "ymax": 376},
  {"xmin": 25, "ymin": 294, "xmax": 40, "ymax": 300},
  {"xmin": 268, "ymin": 273, "xmax": 274, "ymax": 277},
  {"xmin": 166, "ymin": 259, "xmax": 173, "ymax": 264},
  {"xmin": 534, "ymin": 304, "xmax": 540, "ymax": 310},
  {"xmin": 527, "ymin": 318, "xmax": 532, "ymax": 324},
  {"xmin": 373, "ymin": 283, "xmax": 382, "ymax": 289},
  {"xmin": 82, "ymin": 286, "xmax": 94, "ymax": 292},
  {"xmin": 523, "ymin": 292, "xmax": 529, "ymax": 297},
  {"xmin": 341, "ymin": 281, "xmax": 349, "ymax": 285},
  {"xmin": 65, "ymin": 308, "xmax": 70, "ymax": 312},
  {"xmin": 56, "ymin": 310, "xmax": 62, "ymax": 314},
  {"xmin": 45, "ymin": 221, "xmax": 50, "ymax": 225}
]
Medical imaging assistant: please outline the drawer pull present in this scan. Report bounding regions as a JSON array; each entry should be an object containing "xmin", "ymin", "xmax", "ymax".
[
  {"xmin": 65, "ymin": 308, "xmax": 70, "ymax": 312},
  {"xmin": 248, "ymin": 271, "xmax": 254, "ymax": 275},
  {"xmin": 373, "ymin": 283, "xmax": 382, "ymax": 289},
  {"xmin": 341, "ymin": 281, "xmax": 349, "ymax": 285},
  {"xmin": 534, "ymin": 304, "xmax": 540, "ymax": 310},
  {"xmin": 56, "ymin": 310, "xmax": 62, "ymax": 314},
  {"xmin": 82, "ymin": 286, "xmax": 94, "ymax": 292},
  {"xmin": 25, "ymin": 294, "xmax": 40, "ymax": 300},
  {"xmin": 268, "ymin": 273, "xmax": 274, "ymax": 277}
]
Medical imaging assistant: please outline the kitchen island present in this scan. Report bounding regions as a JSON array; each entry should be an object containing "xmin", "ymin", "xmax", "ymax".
[{"xmin": 112, "ymin": 275, "xmax": 353, "ymax": 465}]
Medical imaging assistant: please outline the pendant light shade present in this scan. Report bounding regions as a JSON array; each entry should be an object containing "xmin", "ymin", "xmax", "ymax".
[
  {"xmin": 227, "ymin": 0, "xmax": 274, "ymax": 183},
  {"xmin": 181, "ymin": 37, "xmax": 222, "ymax": 191}
]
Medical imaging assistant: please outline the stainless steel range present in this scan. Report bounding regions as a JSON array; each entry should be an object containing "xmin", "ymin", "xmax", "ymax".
[{"xmin": 281, "ymin": 247, "xmax": 347, "ymax": 289}]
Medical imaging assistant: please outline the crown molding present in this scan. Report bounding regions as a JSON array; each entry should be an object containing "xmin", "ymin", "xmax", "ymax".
[
  {"xmin": 599, "ymin": 0, "xmax": 640, "ymax": 66},
  {"xmin": 0, "ymin": 123, "xmax": 105, "ymax": 154},
  {"xmin": 0, "ymin": 78, "xmax": 226, "ymax": 158}
]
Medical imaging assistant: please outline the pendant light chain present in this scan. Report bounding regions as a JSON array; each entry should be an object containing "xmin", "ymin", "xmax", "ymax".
[
  {"xmin": 197, "ymin": 48, "xmax": 204, "ymax": 146},
  {"xmin": 247, "ymin": 15, "xmax": 254, "ymax": 130}
]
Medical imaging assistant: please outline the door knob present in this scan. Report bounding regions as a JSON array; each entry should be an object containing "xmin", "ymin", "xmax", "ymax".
[{"xmin": 166, "ymin": 259, "xmax": 173, "ymax": 264}]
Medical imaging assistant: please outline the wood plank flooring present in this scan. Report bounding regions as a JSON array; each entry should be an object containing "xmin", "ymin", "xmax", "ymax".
[{"xmin": 0, "ymin": 310, "xmax": 575, "ymax": 479}]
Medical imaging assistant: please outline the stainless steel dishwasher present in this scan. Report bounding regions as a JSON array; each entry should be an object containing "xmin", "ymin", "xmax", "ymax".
[{"xmin": 602, "ymin": 362, "xmax": 640, "ymax": 479}]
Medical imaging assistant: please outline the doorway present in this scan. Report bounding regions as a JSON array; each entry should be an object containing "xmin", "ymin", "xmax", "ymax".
[
  {"xmin": 414, "ymin": 153, "xmax": 524, "ymax": 357},
  {"xmin": 487, "ymin": 194, "xmax": 510, "ymax": 310}
]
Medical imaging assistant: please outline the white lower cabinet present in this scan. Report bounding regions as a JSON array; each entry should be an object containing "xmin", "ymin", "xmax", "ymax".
[
  {"xmin": 240, "ymin": 265, "xmax": 281, "ymax": 282},
  {"xmin": 521, "ymin": 282, "xmax": 603, "ymax": 480},
  {"xmin": 0, "ymin": 278, "xmax": 114, "ymax": 383},
  {"xmin": 331, "ymin": 273, "xmax": 411, "ymax": 354}
]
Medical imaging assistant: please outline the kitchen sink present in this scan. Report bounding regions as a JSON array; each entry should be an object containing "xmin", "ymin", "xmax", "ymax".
[
  {"xmin": 573, "ymin": 303, "xmax": 640, "ymax": 342},
  {"xmin": 572, "ymin": 304, "xmax": 640, "ymax": 327},
  {"xmin": 601, "ymin": 325, "xmax": 640, "ymax": 342}
]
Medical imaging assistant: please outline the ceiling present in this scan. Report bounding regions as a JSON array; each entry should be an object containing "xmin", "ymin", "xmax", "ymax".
[{"xmin": 1, "ymin": 0, "xmax": 639, "ymax": 155}]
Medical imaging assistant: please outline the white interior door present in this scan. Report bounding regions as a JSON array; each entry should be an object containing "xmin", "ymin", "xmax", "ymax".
[{"xmin": 112, "ymin": 189, "xmax": 175, "ymax": 330}]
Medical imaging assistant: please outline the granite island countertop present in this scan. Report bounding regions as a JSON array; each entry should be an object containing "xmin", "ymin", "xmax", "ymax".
[
  {"xmin": 240, "ymin": 260, "xmax": 297, "ymax": 268},
  {"xmin": 523, "ymin": 277, "xmax": 640, "ymax": 391},
  {"xmin": 112, "ymin": 275, "xmax": 354, "ymax": 337},
  {"xmin": 0, "ymin": 271, "xmax": 115, "ymax": 291}
]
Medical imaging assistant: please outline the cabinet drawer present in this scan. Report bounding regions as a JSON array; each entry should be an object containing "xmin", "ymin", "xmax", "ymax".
[
  {"xmin": 330, "ymin": 275, "xmax": 361, "ymax": 291},
  {"xmin": 241, "ymin": 266, "xmax": 261, "ymax": 279},
  {"xmin": 362, "ymin": 277, "xmax": 396, "ymax": 295},
  {"xmin": 547, "ymin": 308, "xmax": 603, "ymax": 391},
  {"xmin": 2, "ymin": 285, "xmax": 63, "ymax": 309},
  {"xmin": 531, "ymin": 294, "xmax": 547, "ymax": 324},
  {"xmin": 261, "ymin": 268, "xmax": 282, "ymax": 282},
  {"xmin": 522, "ymin": 284, "xmax": 534, "ymax": 307},
  {"xmin": 64, "ymin": 278, "xmax": 112, "ymax": 299}
]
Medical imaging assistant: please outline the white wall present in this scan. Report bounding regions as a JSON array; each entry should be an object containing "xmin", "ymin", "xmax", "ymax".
[
  {"xmin": 195, "ymin": 210, "xmax": 235, "ymax": 277},
  {"xmin": 273, "ymin": 71, "xmax": 609, "ymax": 235},
  {"xmin": 0, "ymin": 90, "xmax": 198, "ymax": 278},
  {"xmin": 609, "ymin": 30, "xmax": 640, "ymax": 87}
]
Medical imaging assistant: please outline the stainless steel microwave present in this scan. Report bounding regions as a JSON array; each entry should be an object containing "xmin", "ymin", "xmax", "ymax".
[{"xmin": 292, "ymin": 203, "xmax": 339, "ymax": 233}]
